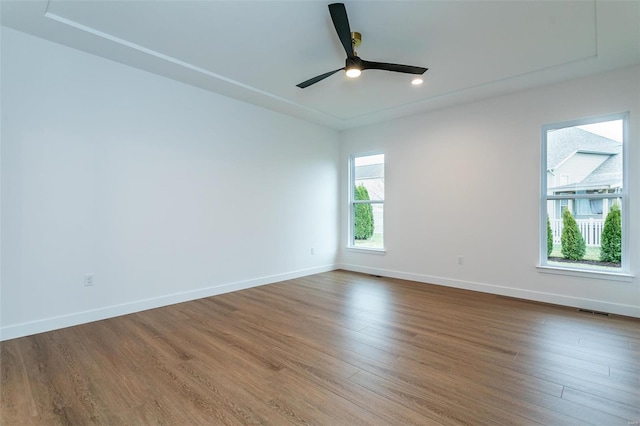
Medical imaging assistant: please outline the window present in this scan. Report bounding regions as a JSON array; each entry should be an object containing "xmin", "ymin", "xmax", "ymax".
[
  {"xmin": 349, "ymin": 153, "xmax": 384, "ymax": 250},
  {"xmin": 541, "ymin": 113, "xmax": 628, "ymax": 274}
]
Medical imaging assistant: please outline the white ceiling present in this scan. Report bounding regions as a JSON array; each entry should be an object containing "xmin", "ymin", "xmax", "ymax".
[{"xmin": 2, "ymin": 1, "xmax": 639, "ymax": 130}]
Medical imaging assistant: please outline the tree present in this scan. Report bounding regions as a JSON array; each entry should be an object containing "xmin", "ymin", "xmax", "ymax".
[
  {"xmin": 600, "ymin": 203, "xmax": 621, "ymax": 263},
  {"xmin": 561, "ymin": 209, "xmax": 585, "ymax": 260},
  {"xmin": 354, "ymin": 185, "xmax": 374, "ymax": 240},
  {"xmin": 547, "ymin": 216, "xmax": 553, "ymax": 257}
]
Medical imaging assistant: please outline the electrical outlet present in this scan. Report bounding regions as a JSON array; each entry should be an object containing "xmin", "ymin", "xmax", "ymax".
[
  {"xmin": 84, "ymin": 273, "xmax": 94, "ymax": 287},
  {"xmin": 311, "ymin": 247, "xmax": 315, "ymax": 255},
  {"xmin": 457, "ymin": 256, "xmax": 464, "ymax": 265}
]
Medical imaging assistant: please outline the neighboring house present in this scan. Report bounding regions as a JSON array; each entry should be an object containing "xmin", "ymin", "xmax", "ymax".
[{"xmin": 546, "ymin": 127, "xmax": 622, "ymax": 245}]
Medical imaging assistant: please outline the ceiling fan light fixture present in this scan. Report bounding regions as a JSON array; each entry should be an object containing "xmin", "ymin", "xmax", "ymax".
[
  {"xmin": 346, "ymin": 67, "xmax": 362, "ymax": 78},
  {"xmin": 296, "ymin": 3, "xmax": 428, "ymax": 88},
  {"xmin": 345, "ymin": 55, "xmax": 362, "ymax": 78}
]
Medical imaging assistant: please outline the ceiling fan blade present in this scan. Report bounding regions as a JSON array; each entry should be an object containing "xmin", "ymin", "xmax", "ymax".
[
  {"xmin": 361, "ymin": 60, "xmax": 428, "ymax": 75},
  {"xmin": 329, "ymin": 3, "xmax": 354, "ymax": 58},
  {"xmin": 296, "ymin": 68, "xmax": 345, "ymax": 89}
]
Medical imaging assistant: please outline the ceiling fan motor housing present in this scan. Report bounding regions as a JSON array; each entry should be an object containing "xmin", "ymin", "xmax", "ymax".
[{"xmin": 346, "ymin": 56, "xmax": 363, "ymax": 70}]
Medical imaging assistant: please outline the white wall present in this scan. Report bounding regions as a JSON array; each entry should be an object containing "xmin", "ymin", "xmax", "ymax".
[
  {"xmin": 0, "ymin": 27, "xmax": 340, "ymax": 340},
  {"xmin": 339, "ymin": 65, "xmax": 640, "ymax": 318}
]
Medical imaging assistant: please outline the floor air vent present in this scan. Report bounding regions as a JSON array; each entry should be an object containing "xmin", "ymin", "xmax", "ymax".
[{"xmin": 577, "ymin": 308, "xmax": 610, "ymax": 317}]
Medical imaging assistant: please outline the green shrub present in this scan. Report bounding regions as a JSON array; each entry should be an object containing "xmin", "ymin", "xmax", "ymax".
[
  {"xmin": 600, "ymin": 203, "xmax": 621, "ymax": 263},
  {"xmin": 561, "ymin": 209, "xmax": 585, "ymax": 260},
  {"xmin": 547, "ymin": 216, "xmax": 553, "ymax": 257},
  {"xmin": 354, "ymin": 185, "xmax": 374, "ymax": 240}
]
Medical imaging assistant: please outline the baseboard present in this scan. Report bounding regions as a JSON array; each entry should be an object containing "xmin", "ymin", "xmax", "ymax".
[
  {"xmin": 338, "ymin": 263, "xmax": 640, "ymax": 319},
  {"xmin": 4, "ymin": 262, "xmax": 636, "ymax": 341},
  {"xmin": 0, "ymin": 264, "xmax": 337, "ymax": 341}
]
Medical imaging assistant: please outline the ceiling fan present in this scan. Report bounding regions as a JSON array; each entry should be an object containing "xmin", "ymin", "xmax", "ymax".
[{"xmin": 297, "ymin": 3, "xmax": 428, "ymax": 89}]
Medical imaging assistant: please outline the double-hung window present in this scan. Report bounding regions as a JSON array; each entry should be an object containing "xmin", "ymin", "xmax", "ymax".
[
  {"xmin": 540, "ymin": 113, "xmax": 628, "ymax": 275},
  {"xmin": 349, "ymin": 153, "xmax": 384, "ymax": 251}
]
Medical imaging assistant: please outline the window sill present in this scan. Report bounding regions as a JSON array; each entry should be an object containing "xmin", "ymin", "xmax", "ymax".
[
  {"xmin": 537, "ymin": 265, "xmax": 634, "ymax": 282},
  {"xmin": 346, "ymin": 247, "xmax": 386, "ymax": 255}
]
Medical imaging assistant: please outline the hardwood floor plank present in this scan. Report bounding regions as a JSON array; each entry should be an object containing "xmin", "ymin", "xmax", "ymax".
[
  {"xmin": 263, "ymin": 359, "xmax": 433, "ymax": 425},
  {"xmin": 513, "ymin": 350, "xmax": 640, "ymax": 394},
  {"xmin": 561, "ymin": 386, "xmax": 640, "ymax": 421},
  {"xmin": 0, "ymin": 341, "xmax": 39, "ymax": 424},
  {"xmin": 610, "ymin": 365, "xmax": 640, "ymax": 384},
  {"xmin": 514, "ymin": 351, "xmax": 610, "ymax": 377},
  {"xmin": 348, "ymin": 368, "xmax": 536, "ymax": 425},
  {"xmin": 378, "ymin": 355, "xmax": 603, "ymax": 426},
  {"xmin": 2, "ymin": 270, "xmax": 639, "ymax": 425}
]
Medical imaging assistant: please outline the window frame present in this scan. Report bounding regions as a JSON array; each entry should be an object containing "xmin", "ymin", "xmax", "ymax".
[
  {"xmin": 348, "ymin": 152, "xmax": 385, "ymax": 253},
  {"xmin": 539, "ymin": 112, "xmax": 630, "ymax": 277}
]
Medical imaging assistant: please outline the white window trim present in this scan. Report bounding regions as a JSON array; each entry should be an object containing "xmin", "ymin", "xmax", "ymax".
[
  {"xmin": 348, "ymin": 151, "xmax": 385, "ymax": 253},
  {"xmin": 539, "ymin": 112, "xmax": 630, "ymax": 276},
  {"xmin": 346, "ymin": 247, "xmax": 387, "ymax": 255},
  {"xmin": 536, "ymin": 265, "xmax": 633, "ymax": 282}
]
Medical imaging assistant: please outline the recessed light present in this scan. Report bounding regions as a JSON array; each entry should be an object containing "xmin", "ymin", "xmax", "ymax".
[{"xmin": 411, "ymin": 77, "xmax": 423, "ymax": 85}]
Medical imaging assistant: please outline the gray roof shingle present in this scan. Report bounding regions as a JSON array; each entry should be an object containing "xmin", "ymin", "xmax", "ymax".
[
  {"xmin": 547, "ymin": 127, "xmax": 622, "ymax": 191},
  {"xmin": 547, "ymin": 127, "xmax": 621, "ymax": 170}
]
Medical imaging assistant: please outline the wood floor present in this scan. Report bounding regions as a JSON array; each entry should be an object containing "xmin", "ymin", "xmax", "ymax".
[{"xmin": 2, "ymin": 271, "xmax": 639, "ymax": 425}]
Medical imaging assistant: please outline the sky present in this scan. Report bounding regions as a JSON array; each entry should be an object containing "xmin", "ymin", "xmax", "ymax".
[
  {"xmin": 577, "ymin": 119, "xmax": 623, "ymax": 142},
  {"xmin": 354, "ymin": 153, "xmax": 384, "ymax": 166}
]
